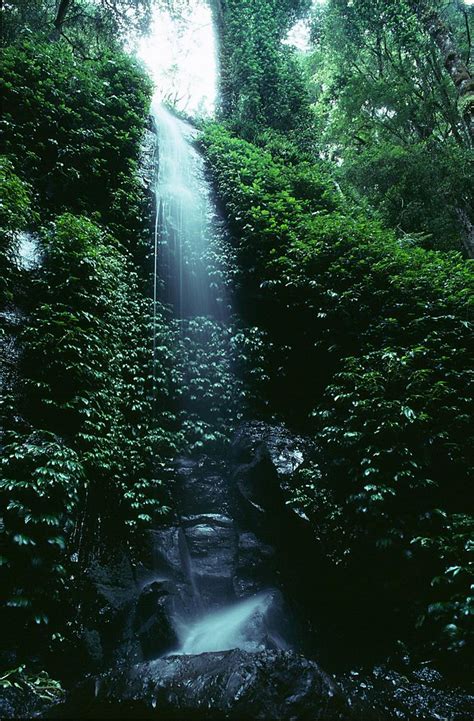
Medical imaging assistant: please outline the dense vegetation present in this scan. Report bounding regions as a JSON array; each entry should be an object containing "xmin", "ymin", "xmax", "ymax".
[
  {"xmin": 205, "ymin": 0, "xmax": 473, "ymax": 672},
  {"xmin": 304, "ymin": 0, "xmax": 474, "ymax": 254},
  {"xmin": 0, "ymin": 30, "xmax": 181, "ymax": 681},
  {"xmin": 0, "ymin": 0, "xmax": 472, "ymax": 709},
  {"xmin": 201, "ymin": 124, "xmax": 473, "ymax": 668}
]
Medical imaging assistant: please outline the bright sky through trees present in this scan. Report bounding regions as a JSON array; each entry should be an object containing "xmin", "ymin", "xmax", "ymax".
[{"xmin": 133, "ymin": 0, "xmax": 217, "ymax": 115}]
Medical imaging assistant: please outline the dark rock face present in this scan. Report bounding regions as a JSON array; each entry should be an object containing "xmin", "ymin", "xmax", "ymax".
[
  {"xmin": 181, "ymin": 514, "xmax": 237, "ymax": 606},
  {"xmin": 231, "ymin": 422, "xmax": 313, "ymax": 530},
  {"xmin": 232, "ymin": 422, "xmax": 309, "ymax": 477},
  {"xmin": 50, "ymin": 649, "xmax": 347, "ymax": 720},
  {"xmin": 234, "ymin": 530, "xmax": 276, "ymax": 596},
  {"xmin": 132, "ymin": 581, "xmax": 179, "ymax": 659},
  {"xmin": 77, "ymin": 427, "xmax": 306, "ymax": 668},
  {"xmin": 173, "ymin": 457, "xmax": 231, "ymax": 515},
  {"xmin": 78, "ymin": 550, "xmax": 143, "ymax": 669},
  {"xmin": 65, "ymin": 422, "xmax": 473, "ymax": 721}
]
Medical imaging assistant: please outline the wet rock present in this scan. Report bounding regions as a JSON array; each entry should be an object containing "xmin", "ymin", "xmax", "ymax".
[
  {"xmin": 133, "ymin": 581, "xmax": 180, "ymax": 659},
  {"xmin": 340, "ymin": 666, "xmax": 474, "ymax": 721},
  {"xmin": 137, "ymin": 527, "xmax": 202, "ymax": 632},
  {"xmin": 174, "ymin": 456, "xmax": 231, "ymax": 515},
  {"xmin": 78, "ymin": 551, "xmax": 142, "ymax": 669},
  {"xmin": 0, "ymin": 686, "xmax": 50, "ymax": 720},
  {"xmin": 50, "ymin": 649, "xmax": 347, "ymax": 720},
  {"xmin": 182, "ymin": 514, "xmax": 238, "ymax": 606},
  {"xmin": 147, "ymin": 526, "xmax": 186, "ymax": 577},
  {"xmin": 231, "ymin": 421, "xmax": 315, "ymax": 531},
  {"xmin": 232, "ymin": 421, "xmax": 311, "ymax": 480},
  {"xmin": 233, "ymin": 531, "xmax": 276, "ymax": 596}
]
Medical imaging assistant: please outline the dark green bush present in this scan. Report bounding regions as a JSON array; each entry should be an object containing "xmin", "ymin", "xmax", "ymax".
[
  {"xmin": 0, "ymin": 157, "xmax": 32, "ymax": 304},
  {"xmin": 1, "ymin": 39, "xmax": 152, "ymax": 254},
  {"xmin": 202, "ymin": 122, "xmax": 473, "ymax": 664}
]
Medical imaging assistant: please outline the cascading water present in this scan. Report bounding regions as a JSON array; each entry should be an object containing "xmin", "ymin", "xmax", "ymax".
[
  {"xmin": 177, "ymin": 592, "xmax": 272, "ymax": 655},
  {"xmin": 139, "ymin": 3, "xmax": 289, "ymax": 660},
  {"xmin": 152, "ymin": 101, "xmax": 230, "ymax": 321},
  {"xmin": 150, "ymin": 104, "xmax": 282, "ymax": 655}
]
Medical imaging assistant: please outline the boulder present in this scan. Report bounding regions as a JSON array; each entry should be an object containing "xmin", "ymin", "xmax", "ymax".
[
  {"xmin": 181, "ymin": 514, "xmax": 238, "ymax": 606},
  {"xmin": 230, "ymin": 422, "xmax": 315, "ymax": 531},
  {"xmin": 233, "ymin": 531, "xmax": 276, "ymax": 597},
  {"xmin": 173, "ymin": 456, "xmax": 231, "ymax": 515},
  {"xmin": 49, "ymin": 649, "xmax": 347, "ymax": 720},
  {"xmin": 132, "ymin": 581, "xmax": 180, "ymax": 659},
  {"xmin": 77, "ymin": 550, "xmax": 142, "ymax": 669}
]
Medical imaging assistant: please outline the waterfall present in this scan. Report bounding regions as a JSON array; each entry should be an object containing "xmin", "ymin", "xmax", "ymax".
[
  {"xmin": 152, "ymin": 101, "xmax": 228, "ymax": 320},
  {"xmin": 148, "ymin": 108, "xmax": 288, "ymax": 657},
  {"xmin": 17, "ymin": 231, "xmax": 41, "ymax": 270},
  {"xmin": 139, "ymin": 5, "xmax": 289, "ymax": 661},
  {"xmin": 177, "ymin": 592, "xmax": 272, "ymax": 655}
]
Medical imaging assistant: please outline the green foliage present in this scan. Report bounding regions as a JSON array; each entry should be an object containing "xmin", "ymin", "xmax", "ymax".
[
  {"xmin": 0, "ymin": 433, "xmax": 83, "ymax": 626},
  {"xmin": 216, "ymin": 0, "xmax": 313, "ymax": 137},
  {"xmin": 0, "ymin": 157, "xmax": 32, "ymax": 240},
  {"xmin": 343, "ymin": 140, "xmax": 472, "ymax": 251},
  {"xmin": 0, "ymin": 38, "xmax": 175, "ymax": 651},
  {"xmin": 0, "ymin": 664, "xmax": 64, "ymax": 704},
  {"xmin": 1, "ymin": 210, "xmax": 178, "ymax": 636},
  {"xmin": 22, "ymin": 214, "xmax": 175, "ymax": 530},
  {"xmin": 169, "ymin": 317, "xmax": 271, "ymax": 451},
  {"xmin": 304, "ymin": 0, "xmax": 474, "ymax": 251},
  {"xmin": 0, "ymin": 157, "xmax": 33, "ymax": 304},
  {"xmin": 412, "ymin": 513, "xmax": 473, "ymax": 660},
  {"xmin": 2, "ymin": 0, "xmax": 151, "ymax": 54},
  {"xmin": 203, "ymin": 122, "xmax": 474, "ymax": 663},
  {"xmin": 1, "ymin": 39, "xmax": 152, "ymax": 255}
]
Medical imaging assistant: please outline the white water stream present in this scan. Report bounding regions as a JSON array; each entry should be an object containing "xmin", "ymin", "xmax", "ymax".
[
  {"xmin": 152, "ymin": 101, "xmax": 228, "ymax": 320},
  {"xmin": 178, "ymin": 592, "xmax": 272, "ymax": 655},
  {"xmin": 137, "ymin": 3, "xmax": 284, "ymax": 658}
]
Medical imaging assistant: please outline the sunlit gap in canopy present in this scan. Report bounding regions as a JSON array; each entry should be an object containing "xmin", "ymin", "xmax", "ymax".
[
  {"xmin": 131, "ymin": 0, "xmax": 217, "ymax": 118},
  {"xmin": 282, "ymin": 0, "xmax": 330, "ymax": 54}
]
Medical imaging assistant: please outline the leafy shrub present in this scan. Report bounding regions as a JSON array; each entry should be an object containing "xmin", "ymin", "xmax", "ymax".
[
  {"xmin": 0, "ymin": 157, "xmax": 32, "ymax": 304},
  {"xmin": 21, "ymin": 213, "xmax": 176, "ymax": 530},
  {"xmin": 1, "ymin": 39, "xmax": 152, "ymax": 255},
  {"xmin": 0, "ymin": 664, "xmax": 64, "ymax": 706},
  {"xmin": 202, "ymin": 122, "xmax": 474, "ymax": 663},
  {"xmin": 0, "ymin": 433, "xmax": 83, "ymax": 629}
]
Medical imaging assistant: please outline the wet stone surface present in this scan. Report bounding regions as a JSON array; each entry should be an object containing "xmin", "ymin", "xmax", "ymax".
[
  {"xmin": 339, "ymin": 666, "xmax": 474, "ymax": 721},
  {"xmin": 47, "ymin": 649, "xmax": 347, "ymax": 720}
]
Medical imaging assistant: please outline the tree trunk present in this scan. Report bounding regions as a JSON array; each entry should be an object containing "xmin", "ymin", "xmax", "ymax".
[
  {"xmin": 51, "ymin": 0, "xmax": 72, "ymax": 40},
  {"xmin": 456, "ymin": 208, "xmax": 474, "ymax": 259},
  {"xmin": 410, "ymin": 1, "xmax": 474, "ymax": 143}
]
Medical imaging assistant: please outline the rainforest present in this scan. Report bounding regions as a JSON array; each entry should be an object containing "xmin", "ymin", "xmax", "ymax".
[{"xmin": 0, "ymin": 1, "xmax": 473, "ymax": 719}]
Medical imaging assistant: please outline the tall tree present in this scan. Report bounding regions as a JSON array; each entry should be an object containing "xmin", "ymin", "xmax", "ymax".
[
  {"xmin": 3, "ymin": 0, "xmax": 151, "ymax": 52},
  {"xmin": 211, "ymin": 0, "xmax": 312, "ymax": 136},
  {"xmin": 409, "ymin": 0, "xmax": 474, "ymax": 143},
  {"xmin": 305, "ymin": 0, "xmax": 474, "ymax": 254}
]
